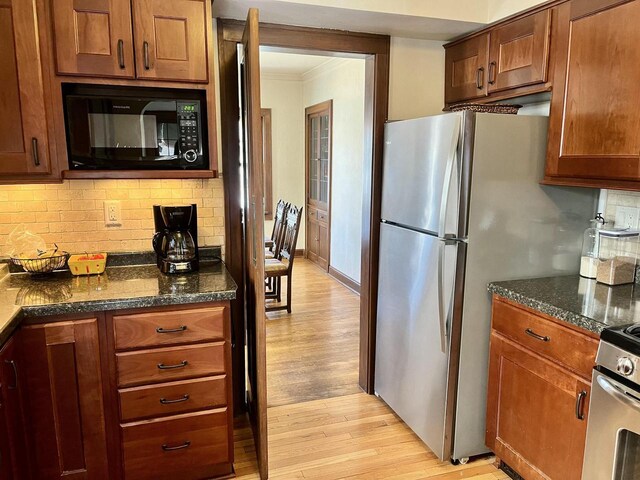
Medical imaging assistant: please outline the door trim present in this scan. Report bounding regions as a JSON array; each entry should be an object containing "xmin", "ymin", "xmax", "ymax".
[{"xmin": 217, "ymin": 19, "xmax": 389, "ymax": 398}]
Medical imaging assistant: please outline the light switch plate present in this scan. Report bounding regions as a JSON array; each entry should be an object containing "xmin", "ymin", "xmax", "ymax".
[
  {"xmin": 615, "ymin": 206, "xmax": 640, "ymax": 229},
  {"xmin": 104, "ymin": 200, "xmax": 122, "ymax": 227}
]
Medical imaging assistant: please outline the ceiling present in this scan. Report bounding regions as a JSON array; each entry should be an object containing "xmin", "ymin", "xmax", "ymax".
[
  {"xmin": 212, "ymin": 0, "xmax": 486, "ymax": 41},
  {"xmin": 259, "ymin": 51, "xmax": 335, "ymax": 76},
  {"xmin": 212, "ymin": 0, "xmax": 549, "ymax": 41}
]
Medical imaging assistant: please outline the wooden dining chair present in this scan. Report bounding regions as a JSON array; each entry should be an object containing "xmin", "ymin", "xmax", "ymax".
[
  {"xmin": 265, "ymin": 200, "xmax": 288, "ymax": 257},
  {"xmin": 265, "ymin": 205, "xmax": 303, "ymax": 313}
]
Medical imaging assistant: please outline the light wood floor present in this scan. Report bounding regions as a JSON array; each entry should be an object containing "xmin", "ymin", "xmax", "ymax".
[
  {"xmin": 234, "ymin": 393, "xmax": 509, "ymax": 479},
  {"xmin": 265, "ymin": 259, "xmax": 361, "ymax": 407}
]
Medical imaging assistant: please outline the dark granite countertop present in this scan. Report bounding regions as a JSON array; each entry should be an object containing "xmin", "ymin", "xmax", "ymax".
[
  {"xmin": 489, "ymin": 275, "xmax": 640, "ymax": 335},
  {"xmin": 0, "ymin": 262, "xmax": 237, "ymax": 346}
]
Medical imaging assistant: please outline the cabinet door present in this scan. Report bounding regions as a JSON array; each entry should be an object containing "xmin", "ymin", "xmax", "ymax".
[
  {"xmin": 51, "ymin": 0, "xmax": 134, "ymax": 78},
  {"xmin": 444, "ymin": 33, "xmax": 489, "ymax": 104},
  {"xmin": 488, "ymin": 10, "xmax": 551, "ymax": 93},
  {"xmin": 0, "ymin": 0, "xmax": 50, "ymax": 175},
  {"xmin": 0, "ymin": 335, "xmax": 31, "ymax": 480},
  {"xmin": 132, "ymin": 0, "xmax": 208, "ymax": 82},
  {"xmin": 486, "ymin": 332, "xmax": 589, "ymax": 480},
  {"xmin": 546, "ymin": 0, "xmax": 640, "ymax": 184},
  {"xmin": 318, "ymin": 220, "xmax": 329, "ymax": 270},
  {"xmin": 306, "ymin": 214, "xmax": 319, "ymax": 261},
  {"xmin": 22, "ymin": 318, "xmax": 110, "ymax": 480}
]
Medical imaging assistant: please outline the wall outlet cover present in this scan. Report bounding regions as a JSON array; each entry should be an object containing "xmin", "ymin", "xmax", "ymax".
[
  {"xmin": 615, "ymin": 206, "xmax": 640, "ymax": 229},
  {"xmin": 104, "ymin": 200, "xmax": 122, "ymax": 227}
]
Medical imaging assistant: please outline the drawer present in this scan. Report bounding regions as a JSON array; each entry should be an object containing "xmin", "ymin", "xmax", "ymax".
[
  {"xmin": 116, "ymin": 342, "xmax": 225, "ymax": 387},
  {"xmin": 113, "ymin": 306, "xmax": 226, "ymax": 350},
  {"xmin": 122, "ymin": 409, "xmax": 230, "ymax": 480},
  {"xmin": 119, "ymin": 375, "xmax": 227, "ymax": 422},
  {"xmin": 492, "ymin": 299, "xmax": 598, "ymax": 379},
  {"xmin": 317, "ymin": 210, "xmax": 328, "ymax": 223}
]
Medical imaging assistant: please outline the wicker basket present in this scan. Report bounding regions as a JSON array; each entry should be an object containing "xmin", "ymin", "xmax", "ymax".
[
  {"xmin": 449, "ymin": 103, "xmax": 522, "ymax": 114},
  {"xmin": 11, "ymin": 252, "xmax": 69, "ymax": 274}
]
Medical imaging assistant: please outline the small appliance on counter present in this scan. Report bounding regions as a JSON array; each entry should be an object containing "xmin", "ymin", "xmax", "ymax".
[{"xmin": 152, "ymin": 204, "xmax": 199, "ymax": 274}]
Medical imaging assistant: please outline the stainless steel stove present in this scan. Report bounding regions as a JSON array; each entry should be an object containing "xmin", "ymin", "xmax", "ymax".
[{"xmin": 583, "ymin": 324, "xmax": 640, "ymax": 479}]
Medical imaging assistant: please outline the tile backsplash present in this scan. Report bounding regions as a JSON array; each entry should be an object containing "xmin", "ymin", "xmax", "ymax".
[
  {"xmin": 0, "ymin": 179, "xmax": 224, "ymax": 256},
  {"xmin": 604, "ymin": 189, "xmax": 640, "ymax": 225}
]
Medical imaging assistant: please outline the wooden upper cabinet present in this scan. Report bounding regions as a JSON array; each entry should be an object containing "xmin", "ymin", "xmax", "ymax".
[
  {"xmin": 0, "ymin": 0, "xmax": 51, "ymax": 175},
  {"xmin": 444, "ymin": 33, "xmax": 489, "ymax": 104},
  {"xmin": 132, "ymin": 0, "xmax": 209, "ymax": 82},
  {"xmin": 488, "ymin": 10, "xmax": 551, "ymax": 93},
  {"xmin": 545, "ymin": 0, "xmax": 640, "ymax": 187},
  {"xmin": 51, "ymin": 0, "xmax": 134, "ymax": 78}
]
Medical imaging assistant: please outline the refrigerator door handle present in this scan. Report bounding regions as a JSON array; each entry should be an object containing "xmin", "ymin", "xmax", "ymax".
[
  {"xmin": 438, "ymin": 149, "xmax": 458, "ymax": 240},
  {"xmin": 437, "ymin": 240, "xmax": 448, "ymax": 354},
  {"xmin": 438, "ymin": 239, "xmax": 458, "ymax": 354}
]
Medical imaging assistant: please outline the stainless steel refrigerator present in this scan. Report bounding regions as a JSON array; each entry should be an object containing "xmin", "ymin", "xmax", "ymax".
[{"xmin": 374, "ymin": 111, "xmax": 596, "ymax": 463}]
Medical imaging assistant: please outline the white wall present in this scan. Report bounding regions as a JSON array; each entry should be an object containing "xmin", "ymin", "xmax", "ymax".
[
  {"xmin": 388, "ymin": 37, "xmax": 446, "ymax": 120},
  {"xmin": 303, "ymin": 59, "xmax": 366, "ymax": 283},
  {"xmin": 260, "ymin": 74, "xmax": 306, "ymax": 246}
]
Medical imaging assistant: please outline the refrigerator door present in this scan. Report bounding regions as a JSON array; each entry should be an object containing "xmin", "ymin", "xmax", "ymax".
[
  {"xmin": 451, "ymin": 114, "xmax": 597, "ymax": 461},
  {"xmin": 375, "ymin": 222, "xmax": 458, "ymax": 460},
  {"xmin": 381, "ymin": 113, "xmax": 461, "ymax": 235}
]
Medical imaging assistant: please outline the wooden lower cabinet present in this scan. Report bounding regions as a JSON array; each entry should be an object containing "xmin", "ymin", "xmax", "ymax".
[
  {"xmin": 306, "ymin": 206, "xmax": 329, "ymax": 270},
  {"xmin": 0, "ymin": 335, "xmax": 31, "ymax": 480},
  {"xmin": 486, "ymin": 297, "xmax": 597, "ymax": 480},
  {"xmin": 10, "ymin": 301, "xmax": 233, "ymax": 480},
  {"xmin": 110, "ymin": 302, "xmax": 234, "ymax": 479},
  {"xmin": 21, "ymin": 317, "xmax": 111, "ymax": 480}
]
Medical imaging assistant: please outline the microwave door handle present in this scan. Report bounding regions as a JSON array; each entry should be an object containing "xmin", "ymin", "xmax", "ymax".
[{"xmin": 597, "ymin": 375, "xmax": 640, "ymax": 412}]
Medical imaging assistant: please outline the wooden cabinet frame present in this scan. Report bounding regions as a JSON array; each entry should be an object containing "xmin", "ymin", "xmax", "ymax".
[{"xmin": 305, "ymin": 100, "xmax": 332, "ymax": 270}]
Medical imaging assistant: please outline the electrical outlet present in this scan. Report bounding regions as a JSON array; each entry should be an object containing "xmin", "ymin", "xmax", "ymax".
[
  {"xmin": 615, "ymin": 206, "xmax": 640, "ymax": 229},
  {"xmin": 104, "ymin": 200, "xmax": 122, "ymax": 227}
]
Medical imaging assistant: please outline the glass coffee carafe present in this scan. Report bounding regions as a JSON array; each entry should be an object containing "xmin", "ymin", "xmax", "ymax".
[{"xmin": 152, "ymin": 204, "xmax": 199, "ymax": 273}]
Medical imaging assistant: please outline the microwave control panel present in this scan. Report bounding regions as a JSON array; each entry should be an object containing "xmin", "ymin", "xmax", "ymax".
[{"xmin": 177, "ymin": 101, "xmax": 201, "ymax": 162}]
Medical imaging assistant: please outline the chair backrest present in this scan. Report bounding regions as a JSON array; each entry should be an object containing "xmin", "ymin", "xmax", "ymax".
[
  {"xmin": 272, "ymin": 201, "xmax": 290, "ymax": 256},
  {"xmin": 279, "ymin": 205, "xmax": 303, "ymax": 271},
  {"xmin": 271, "ymin": 200, "xmax": 287, "ymax": 240}
]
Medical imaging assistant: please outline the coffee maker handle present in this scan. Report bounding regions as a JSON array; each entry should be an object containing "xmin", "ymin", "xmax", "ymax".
[{"xmin": 152, "ymin": 231, "xmax": 166, "ymax": 256}]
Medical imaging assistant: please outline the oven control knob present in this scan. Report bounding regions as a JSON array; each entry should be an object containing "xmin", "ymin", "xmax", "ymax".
[
  {"xmin": 617, "ymin": 357, "xmax": 635, "ymax": 376},
  {"xmin": 184, "ymin": 150, "xmax": 198, "ymax": 163}
]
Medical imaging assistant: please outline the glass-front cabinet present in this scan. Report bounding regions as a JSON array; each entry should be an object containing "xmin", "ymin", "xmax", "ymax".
[{"xmin": 305, "ymin": 100, "xmax": 332, "ymax": 270}]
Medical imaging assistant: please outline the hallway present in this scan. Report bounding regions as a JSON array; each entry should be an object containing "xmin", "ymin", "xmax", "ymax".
[{"xmin": 266, "ymin": 258, "xmax": 361, "ymax": 407}]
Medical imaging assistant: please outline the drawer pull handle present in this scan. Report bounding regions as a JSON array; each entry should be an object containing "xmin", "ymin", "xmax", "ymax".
[
  {"xmin": 5, "ymin": 360, "xmax": 17, "ymax": 390},
  {"xmin": 157, "ymin": 360, "xmax": 188, "ymax": 370},
  {"xmin": 575, "ymin": 390, "xmax": 587, "ymax": 420},
  {"xmin": 525, "ymin": 328, "xmax": 550, "ymax": 342},
  {"xmin": 160, "ymin": 394, "xmax": 190, "ymax": 405},
  {"xmin": 476, "ymin": 67, "xmax": 484, "ymax": 89},
  {"xmin": 32, "ymin": 138, "xmax": 40, "ymax": 166},
  {"xmin": 162, "ymin": 440, "xmax": 191, "ymax": 451},
  {"xmin": 156, "ymin": 325, "xmax": 188, "ymax": 334}
]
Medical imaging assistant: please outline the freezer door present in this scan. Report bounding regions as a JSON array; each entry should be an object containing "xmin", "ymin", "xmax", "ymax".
[
  {"xmin": 381, "ymin": 113, "xmax": 461, "ymax": 235},
  {"xmin": 375, "ymin": 222, "xmax": 458, "ymax": 459}
]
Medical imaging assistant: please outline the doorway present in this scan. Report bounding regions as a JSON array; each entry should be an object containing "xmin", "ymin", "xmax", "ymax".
[
  {"xmin": 217, "ymin": 17, "xmax": 389, "ymax": 479},
  {"xmin": 259, "ymin": 49, "xmax": 366, "ymax": 407}
]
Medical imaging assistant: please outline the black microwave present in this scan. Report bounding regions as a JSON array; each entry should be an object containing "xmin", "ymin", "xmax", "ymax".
[{"xmin": 63, "ymin": 84, "xmax": 208, "ymax": 170}]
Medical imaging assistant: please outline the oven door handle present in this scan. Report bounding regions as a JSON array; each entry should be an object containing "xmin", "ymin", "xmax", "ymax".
[{"xmin": 597, "ymin": 375, "xmax": 640, "ymax": 412}]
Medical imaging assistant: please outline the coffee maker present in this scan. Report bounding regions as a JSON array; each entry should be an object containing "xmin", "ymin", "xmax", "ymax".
[{"xmin": 152, "ymin": 204, "xmax": 199, "ymax": 274}]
